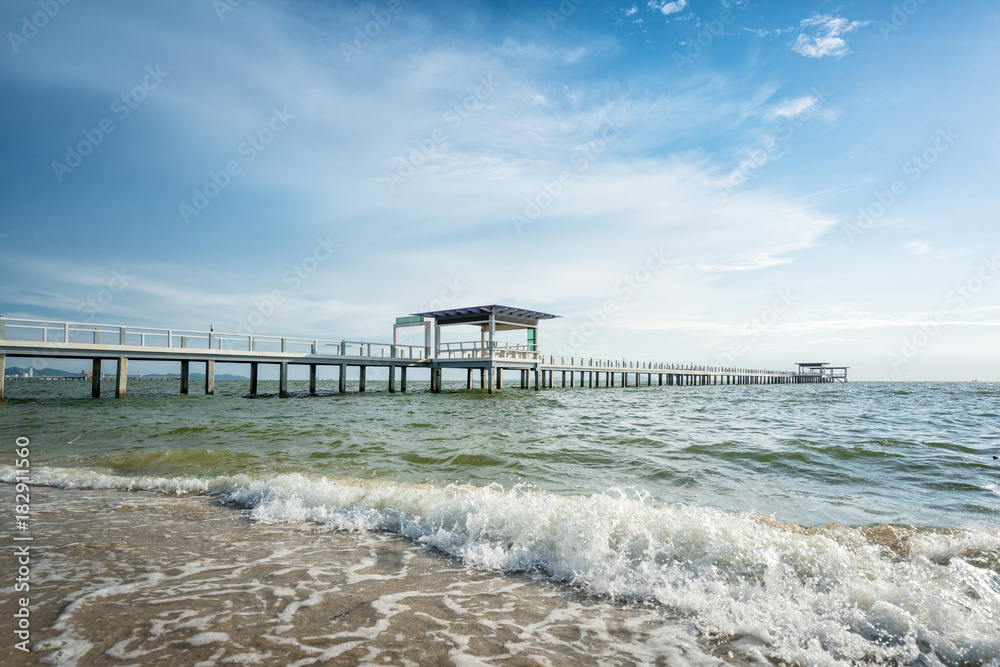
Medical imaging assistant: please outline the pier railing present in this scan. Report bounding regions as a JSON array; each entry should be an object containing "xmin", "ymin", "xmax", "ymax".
[
  {"xmin": 0, "ymin": 318, "xmax": 427, "ymax": 360},
  {"xmin": 0, "ymin": 317, "xmax": 796, "ymax": 376},
  {"xmin": 437, "ymin": 341, "xmax": 539, "ymax": 361},
  {"xmin": 540, "ymin": 354, "xmax": 796, "ymax": 377}
]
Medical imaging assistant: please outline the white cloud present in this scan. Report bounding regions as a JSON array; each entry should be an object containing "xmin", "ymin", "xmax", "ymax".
[
  {"xmin": 685, "ymin": 256, "xmax": 795, "ymax": 272},
  {"xmin": 648, "ymin": 0, "xmax": 687, "ymax": 16},
  {"xmin": 767, "ymin": 95, "xmax": 817, "ymax": 119},
  {"xmin": 903, "ymin": 241, "xmax": 964, "ymax": 259},
  {"xmin": 791, "ymin": 15, "xmax": 867, "ymax": 58}
]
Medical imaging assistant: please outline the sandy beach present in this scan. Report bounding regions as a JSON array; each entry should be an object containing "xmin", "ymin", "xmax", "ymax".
[{"xmin": 1, "ymin": 484, "xmax": 737, "ymax": 666}]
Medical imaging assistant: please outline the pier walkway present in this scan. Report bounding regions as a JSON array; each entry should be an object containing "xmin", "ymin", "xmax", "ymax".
[{"xmin": 0, "ymin": 307, "xmax": 841, "ymax": 398}]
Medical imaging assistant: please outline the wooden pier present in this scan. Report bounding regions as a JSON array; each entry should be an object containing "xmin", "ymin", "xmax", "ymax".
[{"xmin": 0, "ymin": 307, "xmax": 844, "ymax": 398}]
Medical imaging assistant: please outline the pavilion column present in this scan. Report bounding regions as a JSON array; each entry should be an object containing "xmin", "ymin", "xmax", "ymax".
[
  {"xmin": 92, "ymin": 358, "xmax": 101, "ymax": 398},
  {"xmin": 249, "ymin": 362, "xmax": 258, "ymax": 397},
  {"xmin": 116, "ymin": 357, "xmax": 128, "ymax": 398}
]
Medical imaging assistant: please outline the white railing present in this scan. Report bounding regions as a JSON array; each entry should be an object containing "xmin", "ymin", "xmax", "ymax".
[
  {"xmin": 436, "ymin": 340, "xmax": 539, "ymax": 361},
  {"xmin": 540, "ymin": 355, "xmax": 796, "ymax": 377},
  {"xmin": 0, "ymin": 316, "xmax": 797, "ymax": 375},
  {"xmin": 0, "ymin": 317, "xmax": 426, "ymax": 359}
]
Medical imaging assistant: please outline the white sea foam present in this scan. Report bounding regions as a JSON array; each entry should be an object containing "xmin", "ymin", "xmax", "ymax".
[{"xmin": 5, "ymin": 465, "xmax": 1000, "ymax": 666}]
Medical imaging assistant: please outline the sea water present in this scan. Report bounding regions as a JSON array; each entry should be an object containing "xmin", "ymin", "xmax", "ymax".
[{"xmin": 1, "ymin": 379, "xmax": 998, "ymax": 665}]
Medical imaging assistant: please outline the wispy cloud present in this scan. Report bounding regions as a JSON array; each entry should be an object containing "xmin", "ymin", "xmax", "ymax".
[
  {"xmin": 903, "ymin": 241, "xmax": 965, "ymax": 260},
  {"xmin": 791, "ymin": 15, "xmax": 868, "ymax": 58}
]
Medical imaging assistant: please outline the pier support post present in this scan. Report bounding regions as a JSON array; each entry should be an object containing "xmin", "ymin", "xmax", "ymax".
[
  {"xmin": 390, "ymin": 365, "xmax": 397, "ymax": 393},
  {"xmin": 92, "ymin": 359, "xmax": 101, "ymax": 398},
  {"xmin": 309, "ymin": 364, "xmax": 317, "ymax": 395},
  {"xmin": 487, "ymin": 368, "xmax": 494, "ymax": 394},
  {"xmin": 205, "ymin": 360, "xmax": 215, "ymax": 395},
  {"xmin": 116, "ymin": 357, "xmax": 128, "ymax": 398},
  {"xmin": 496, "ymin": 368, "xmax": 503, "ymax": 390},
  {"xmin": 180, "ymin": 360, "xmax": 189, "ymax": 395},
  {"xmin": 466, "ymin": 368, "xmax": 473, "ymax": 390},
  {"xmin": 339, "ymin": 364, "xmax": 346, "ymax": 393},
  {"xmin": 401, "ymin": 367, "xmax": 407, "ymax": 393},
  {"xmin": 0, "ymin": 354, "xmax": 5, "ymax": 399},
  {"xmin": 249, "ymin": 363, "xmax": 258, "ymax": 397},
  {"xmin": 359, "ymin": 366, "xmax": 367, "ymax": 393},
  {"xmin": 534, "ymin": 369, "xmax": 540, "ymax": 391},
  {"xmin": 279, "ymin": 363, "xmax": 288, "ymax": 397},
  {"xmin": 480, "ymin": 368, "xmax": 485, "ymax": 389}
]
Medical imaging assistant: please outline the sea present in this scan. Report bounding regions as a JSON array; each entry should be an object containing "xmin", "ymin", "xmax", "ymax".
[{"xmin": 1, "ymin": 378, "xmax": 998, "ymax": 666}]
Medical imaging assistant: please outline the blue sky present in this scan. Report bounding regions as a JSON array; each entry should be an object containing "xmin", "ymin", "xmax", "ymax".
[{"xmin": 1, "ymin": 0, "xmax": 998, "ymax": 380}]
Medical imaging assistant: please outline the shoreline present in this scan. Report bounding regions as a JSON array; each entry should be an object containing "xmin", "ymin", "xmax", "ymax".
[{"xmin": 1, "ymin": 484, "xmax": 743, "ymax": 666}]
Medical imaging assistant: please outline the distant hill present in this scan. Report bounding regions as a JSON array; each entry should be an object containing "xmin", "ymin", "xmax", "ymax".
[
  {"xmin": 159, "ymin": 373, "xmax": 249, "ymax": 381},
  {"xmin": 4, "ymin": 366, "xmax": 84, "ymax": 377},
  {"xmin": 3, "ymin": 367, "xmax": 248, "ymax": 381}
]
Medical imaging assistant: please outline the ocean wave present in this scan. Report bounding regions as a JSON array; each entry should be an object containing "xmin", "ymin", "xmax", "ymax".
[{"xmin": 4, "ymin": 465, "xmax": 1000, "ymax": 666}]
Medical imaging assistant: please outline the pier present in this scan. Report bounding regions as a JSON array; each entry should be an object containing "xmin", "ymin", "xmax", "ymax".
[{"xmin": 0, "ymin": 306, "xmax": 845, "ymax": 398}]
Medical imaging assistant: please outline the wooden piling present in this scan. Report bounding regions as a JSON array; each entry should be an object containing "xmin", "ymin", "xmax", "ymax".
[
  {"xmin": 309, "ymin": 364, "xmax": 317, "ymax": 394},
  {"xmin": 92, "ymin": 359, "xmax": 101, "ymax": 398},
  {"xmin": 249, "ymin": 362, "xmax": 258, "ymax": 396},
  {"xmin": 180, "ymin": 360, "xmax": 189, "ymax": 395},
  {"xmin": 279, "ymin": 362, "xmax": 288, "ymax": 397}
]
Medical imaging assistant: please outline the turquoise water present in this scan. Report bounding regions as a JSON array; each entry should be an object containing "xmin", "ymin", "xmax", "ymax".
[{"xmin": 2, "ymin": 379, "xmax": 999, "ymax": 665}]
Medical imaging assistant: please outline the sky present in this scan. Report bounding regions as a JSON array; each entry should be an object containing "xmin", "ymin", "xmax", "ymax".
[{"xmin": 1, "ymin": 0, "xmax": 998, "ymax": 381}]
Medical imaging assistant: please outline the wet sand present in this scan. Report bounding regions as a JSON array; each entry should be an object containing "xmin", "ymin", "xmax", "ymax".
[{"xmin": 1, "ymin": 485, "xmax": 739, "ymax": 666}]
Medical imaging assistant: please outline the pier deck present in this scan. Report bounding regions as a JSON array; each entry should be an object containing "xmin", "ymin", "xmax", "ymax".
[{"xmin": 0, "ymin": 312, "xmax": 839, "ymax": 398}]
